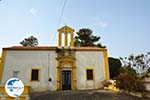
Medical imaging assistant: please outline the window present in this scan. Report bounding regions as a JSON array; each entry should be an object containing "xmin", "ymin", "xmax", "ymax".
[
  {"xmin": 13, "ymin": 71, "xmax": 20, "ymax": 78},
  {"xmin": 86, "ymin": 69, "xmax": 94, "ymax": 80},
  {"xmin": 31, "ymin": 69, "xmax": 40, "ymax": 81}
]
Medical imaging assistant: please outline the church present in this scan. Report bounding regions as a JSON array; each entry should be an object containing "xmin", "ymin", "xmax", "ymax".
[{"xmin": 0, "ymin": 26, "xmax": 110, "ymax": 91}]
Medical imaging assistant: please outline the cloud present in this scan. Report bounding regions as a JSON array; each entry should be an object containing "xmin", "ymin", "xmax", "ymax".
[
  {"xmin": 29, "ymin": 8, "xmax": 37, "ymax": 16},
  {"xmin": 97, "ymin": 21, "xmax": 108, "ymax": 28},
  {"xmin": 92, "ymin": 17, "xmax": 109, "ymax": 28}
]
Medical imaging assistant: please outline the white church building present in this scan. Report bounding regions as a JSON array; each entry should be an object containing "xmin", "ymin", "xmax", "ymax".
[{"xmin": 0, "ymin": 26, "xmax": 110, "ymax": 91}]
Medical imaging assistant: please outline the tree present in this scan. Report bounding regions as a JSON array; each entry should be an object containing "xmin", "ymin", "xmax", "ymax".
[
  {"xmin": 119, "ymin": 52, "xmax": 150, "ymax": 74},
  {"xmin": 108, "ymin": 57, "xmax": 122, "ymax": 79},
  {"xmin": 119, "ymin": 65, "xmax": 137, "ymax": 76},
  {"xmin": 20, "ymin": 35, "xmax": 38, "ymax": 46},
  {"xmin": 116, "ymin": 53, "xmax": 150, "ymax": 98},
  {"xmin": 74, "ymin": 28, "xmax": 105, "ymax": 48}
]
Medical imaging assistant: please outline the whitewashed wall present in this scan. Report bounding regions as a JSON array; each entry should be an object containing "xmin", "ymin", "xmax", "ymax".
[
  {"xmin": 76, "ymin": 51, "xmax": 105, "ymax": 90},
  {"xmin": 1, "ymin": 50, "xmax": 57, "ymax": 91}
]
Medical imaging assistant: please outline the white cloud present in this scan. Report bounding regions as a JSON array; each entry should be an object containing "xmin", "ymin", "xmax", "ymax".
[
  {"xmin": 29, "ymin": 8, "xmax": 37, "ymax": 16},
  {"xmin": 92, "ymin": 17, "xmax": 109, "ymax": 28},
  {"xmin": 97, "ymin": 21, "xmax": 108, "ymax": 28}
]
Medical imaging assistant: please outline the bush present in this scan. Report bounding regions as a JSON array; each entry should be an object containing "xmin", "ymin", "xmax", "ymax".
[
  {"xmin": 116, "ymin": 74, "xmax": 133, "ymax": 92},
  {"xmin": 116, "ymin": 73, "xmax": 147, "ymax": 98}
]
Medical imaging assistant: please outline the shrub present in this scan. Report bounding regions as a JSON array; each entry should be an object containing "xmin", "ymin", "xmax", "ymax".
[
  {"xmin": 116, "ymin": 74, "xmax": 133, "ymax": 92},
  {"xmin": 116, "ymin": 73, "xmax": 147, "ymax": 98}
]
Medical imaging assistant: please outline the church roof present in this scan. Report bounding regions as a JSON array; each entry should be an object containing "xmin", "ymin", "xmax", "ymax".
[
  {"xmin": 75, "ymin": 47, "xmax": 106, "ymax": 51},
  {"xmin": 3, "ymin": 46, "xmax": 107, "ymax": 51},
  {"xmin": 3, "ymin": 46, "xmax": 57, "ymax": 51},
  {"xmin": 58, "ymin": 25, "xmax": 74, "ymax": 33}
]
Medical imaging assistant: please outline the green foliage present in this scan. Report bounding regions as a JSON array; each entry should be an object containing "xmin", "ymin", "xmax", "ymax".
[
  {"xmin": 119, "ymin": 52, "xmax": 150, "ymax": 74},
  {"xmin": 74, "ymin": 28, "xmax": 105, "ymax": 48},
  {"xmin": 108, "ymin": 57, "xmax": 122, "ymax": 79},
  {"xmin": 119, "ymin": 65, "xmax": 137, "ymax": 76},
  {"xmin": 116, "ymin": 63, "xmax": 148, "ymax": 97},
  {"xmin": 117, "ymin": 52, "xmax": 150, "ymax": 98},
  {"xmin": 20, "ymin": 35, "xmax": 38, "ymax": 46}
]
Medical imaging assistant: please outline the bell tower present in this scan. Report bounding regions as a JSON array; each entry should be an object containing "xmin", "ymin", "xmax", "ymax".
[
  {"xmin": 56, "ymin": 26, "xmax": 76, "ymax": 90},
  {"xmin": 58, "ymin": 25, "xmax": 74, "ymax": 48}
]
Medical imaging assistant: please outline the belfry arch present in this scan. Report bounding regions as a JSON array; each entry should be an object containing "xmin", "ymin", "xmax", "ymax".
[{"xmin": 58, "ymin": 25, "xmax": 74, "ymax": 47}]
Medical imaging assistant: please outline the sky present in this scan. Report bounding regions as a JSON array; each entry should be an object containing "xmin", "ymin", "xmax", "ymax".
[{"xmin": 0, "ymin": 0, "xmax": 149, "ymax": 58}]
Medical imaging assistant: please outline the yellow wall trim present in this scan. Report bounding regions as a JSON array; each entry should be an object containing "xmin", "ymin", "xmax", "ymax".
[
  {"xmin": 0, "ymin": 50, "xmax": 6, "ymax": 81},
  {"xmin": 103, "ymin": 50, "xmax": 110, "ymax": 80}
]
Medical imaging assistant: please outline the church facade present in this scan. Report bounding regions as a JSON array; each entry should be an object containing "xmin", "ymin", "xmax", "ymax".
[{"xmin": 0, "ymin": 26, "xmax": 110, "ymax": 91}]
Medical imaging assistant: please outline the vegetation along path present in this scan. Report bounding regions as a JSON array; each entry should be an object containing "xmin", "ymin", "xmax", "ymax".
[{"xmin": 30, "ymin": 90, "xmax": 149, "ymax": 100}]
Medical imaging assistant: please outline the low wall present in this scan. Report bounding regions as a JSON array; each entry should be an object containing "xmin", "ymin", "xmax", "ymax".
[
  {"xmin": 145, "ymin": 77, "xmax": 150, "ymax": 92},
  {"xmin": 0, "ymin": 86, "xmax": 30, "ymax": 100}
]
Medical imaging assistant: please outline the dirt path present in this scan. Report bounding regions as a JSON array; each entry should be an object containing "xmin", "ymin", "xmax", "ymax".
[{"xmin": 30, "ymin": 90, "xmax": 149, "ymax": 100}]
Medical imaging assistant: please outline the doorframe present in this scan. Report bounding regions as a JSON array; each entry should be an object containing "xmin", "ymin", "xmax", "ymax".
[
  {"xmin": 61, "ymin": 69, "xmax": 72, "ymax": 90},
  {"xmin": 56, "ymin": 57, "xmax": 76, "ymax": 90}
]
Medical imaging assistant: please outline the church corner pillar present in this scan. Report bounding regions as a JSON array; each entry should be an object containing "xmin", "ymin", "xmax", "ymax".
[
  {"xmin": 0, "ymin": 49, "xmax": 6, "ymax": 82},
  {"xmin": 103, "ymin": 50, "xmax": 110, "ymax": 80}
]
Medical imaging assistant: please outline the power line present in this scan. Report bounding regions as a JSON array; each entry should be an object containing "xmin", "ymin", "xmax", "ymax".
[{"xmin": 52, "ymin": 0, "xmax": 67, "ymax": 43}]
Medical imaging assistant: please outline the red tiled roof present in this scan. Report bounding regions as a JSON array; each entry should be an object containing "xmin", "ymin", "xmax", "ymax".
[
  {"xmin": 75, "ymin": 47, "xmax": 106, "ymax": 51},
  {"xmin": 3, "ymin": 46, "xmax": 107, "ymax": 51},
  {"xmin": 3, "ymin": 46, "xmax": 57, "ymax": 51}
]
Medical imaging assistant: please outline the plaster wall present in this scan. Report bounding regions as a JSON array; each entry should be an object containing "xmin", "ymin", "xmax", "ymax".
[
  {"xmin": 76, "ymin": 51, "xmax": 105, "ymax": 90},
  {"xmin": 1, "ymin": 50, "xmax": 57, "ymax": 91}
]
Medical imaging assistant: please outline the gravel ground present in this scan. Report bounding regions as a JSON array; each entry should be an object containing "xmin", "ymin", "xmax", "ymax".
[{"xmin": 30, "ymin": 90, "xmax": 149, "ymax": 100}]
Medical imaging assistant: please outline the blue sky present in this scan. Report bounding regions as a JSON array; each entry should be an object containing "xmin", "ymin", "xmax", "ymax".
[{"xmin": 0, "ymin": 0, "xmax": 149, "ymax": 57}]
